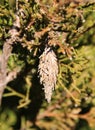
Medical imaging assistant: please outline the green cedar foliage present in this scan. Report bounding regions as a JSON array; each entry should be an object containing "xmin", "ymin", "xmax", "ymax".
[{"xmin": 0, "ymin": 0, "xmax": 95, "ymax": 130}]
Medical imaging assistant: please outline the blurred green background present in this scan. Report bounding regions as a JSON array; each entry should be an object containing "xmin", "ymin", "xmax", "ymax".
[{"xmin": 0, "ymin": 0, "xmax": 95, "ymax": 130}]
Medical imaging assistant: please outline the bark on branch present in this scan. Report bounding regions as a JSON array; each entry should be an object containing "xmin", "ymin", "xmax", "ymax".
[{"xmin": 0, "ymin": 14, "xmax": 20, "ymax": 105}]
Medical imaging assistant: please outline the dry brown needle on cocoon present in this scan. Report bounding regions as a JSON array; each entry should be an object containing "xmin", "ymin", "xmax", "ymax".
[{"xmin": 38, "ymin": 46, "xmax": 58, "ymax": 103}]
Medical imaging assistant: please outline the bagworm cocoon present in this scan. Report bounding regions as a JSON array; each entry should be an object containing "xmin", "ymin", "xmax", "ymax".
[{"xmin": 38, "ymin": 46, "xmax": 58, "ymax": 103}]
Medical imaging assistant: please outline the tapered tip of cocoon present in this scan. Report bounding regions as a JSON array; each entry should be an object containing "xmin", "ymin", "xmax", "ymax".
[{"xmin": 38, "ymin": 46, "xmax": 58, "ymax": 103}]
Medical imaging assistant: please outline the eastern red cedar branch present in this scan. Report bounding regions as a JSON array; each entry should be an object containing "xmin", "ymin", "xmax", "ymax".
[{"xmin": 0, "ymin": 14, "xmax": 20, "ymax": 105}]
